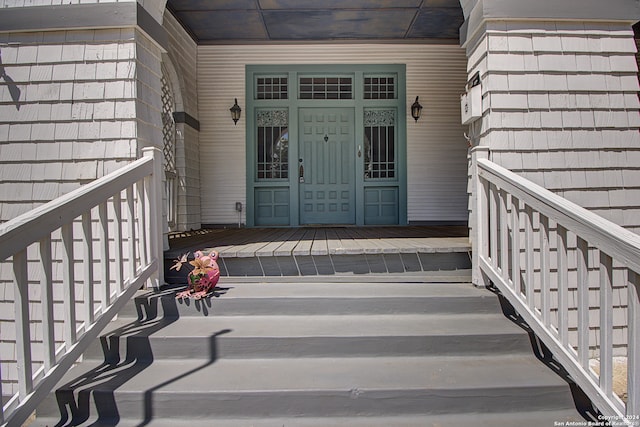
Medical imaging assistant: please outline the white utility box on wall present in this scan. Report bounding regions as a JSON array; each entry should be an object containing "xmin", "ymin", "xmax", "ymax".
[{"xmin": 460, "ymin": 81, "xmax": 482, "ymax": 125}]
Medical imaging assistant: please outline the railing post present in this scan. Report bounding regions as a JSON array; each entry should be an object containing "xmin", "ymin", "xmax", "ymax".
[
  {"xmin": 628, "ymin": 271, "xmax": 640, "ymax": 418},
  {"xmin": 143, "ymin": 147, "xmax": 165, "ymax": 289},
  {"xmin": 471, "ymin": 146, "xmax": 490, "ymax": 288}
]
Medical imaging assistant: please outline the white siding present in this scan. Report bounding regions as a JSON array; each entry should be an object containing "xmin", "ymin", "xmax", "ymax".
[{"xmin": 197, "ymin": 44, "xmax": 469, "ymax": 225}]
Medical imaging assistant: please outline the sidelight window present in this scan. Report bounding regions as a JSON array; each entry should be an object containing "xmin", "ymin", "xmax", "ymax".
[
  {"xmin": 256, "ymin": 110, "xmax": 289, "ymax": 180},
  {"xmin": 364, "ymin": 109, "xmax": 396, "ymax": 179}
]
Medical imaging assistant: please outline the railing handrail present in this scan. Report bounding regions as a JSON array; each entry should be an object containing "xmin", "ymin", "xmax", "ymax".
[
  {"xmin": 477, "ymin": 157, "xmax": 640, "ymax": 273},
  {"xmin": 0, "ymin": 148, "xmax": 163, "ymax": 427},
  {"xmin": 0, "ymin": 156, "xmax": 154, "ymax": 261},
  {"xmin": 472, "ymin": 148, "xmax": 639, "ymax": 424}
]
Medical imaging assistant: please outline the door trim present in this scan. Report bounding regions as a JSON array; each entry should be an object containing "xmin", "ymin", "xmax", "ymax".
[{"xmin": 246, "ymin": 64, "xmax": 407, "ymax": 227}]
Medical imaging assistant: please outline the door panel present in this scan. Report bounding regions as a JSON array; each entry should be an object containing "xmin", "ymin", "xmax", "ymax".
[{"xmin": 299, "ymin": 108, "xmax": 355, "ymax": 225}]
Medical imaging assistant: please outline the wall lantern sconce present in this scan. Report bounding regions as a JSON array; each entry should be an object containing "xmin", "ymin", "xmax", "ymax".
[
  {"xmin": 411, "ymin": 96, "xmax": 423, "ymax": 122},
  {"xmin": 230, "ymin": 98, "xmax": 242, "ymax": 125}
]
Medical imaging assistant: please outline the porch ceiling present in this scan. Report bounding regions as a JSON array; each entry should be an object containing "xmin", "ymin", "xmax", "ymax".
[{"xmin": 166, "ymin": 0, "xmax": 464, "ymax": 44}]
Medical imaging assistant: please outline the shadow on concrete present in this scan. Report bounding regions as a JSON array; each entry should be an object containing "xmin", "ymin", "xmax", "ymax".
[
  {"xmin": 50, "ymin": 286, "xmax": 230, "ymax": 426},
  {"xmin": 487, "ymin": 284, "xmax": 604, "ymax": 423}
]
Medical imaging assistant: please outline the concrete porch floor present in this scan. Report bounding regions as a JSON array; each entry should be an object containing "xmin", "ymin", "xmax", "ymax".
[{"xmin": 164, "ymin": 226, "xmax": 471, "ymax": 279}]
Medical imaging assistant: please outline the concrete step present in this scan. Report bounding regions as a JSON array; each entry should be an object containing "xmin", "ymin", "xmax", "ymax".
[
  {"xmin": 32, "ymin": 278, "xmax": 587, "ymax": 426},
  {"xmin": 83, "ymin": 313, "xmax": 533, "ymax": 361},
  {"xmin": 118, "ymin": 281, "xmax": 501, "ymax": 319},
  {"xmin": 32, "ymin": 409, "xmax": 588, "ymax": 427},
  {"xmin": 165, "ymin": 252, "xmax": 472, "ymax": 281},
  {"xmin": 36, "ymin": 354, "xmax": 577, "ymax": 421}
]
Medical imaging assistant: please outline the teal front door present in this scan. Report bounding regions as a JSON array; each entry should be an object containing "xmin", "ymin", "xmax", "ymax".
[
  {"xmin": 299, "ymin": 108, "xmax": 355, "ymax": 225},
  {"xmin": 247, "ymin": 64, "xmax": 408, "ymax": 227}
]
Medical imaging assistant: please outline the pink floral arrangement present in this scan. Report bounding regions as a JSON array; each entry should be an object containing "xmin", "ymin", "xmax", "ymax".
[{"xmin": 170, "ymin": 250, "xmax": 221, "ymax": 299}]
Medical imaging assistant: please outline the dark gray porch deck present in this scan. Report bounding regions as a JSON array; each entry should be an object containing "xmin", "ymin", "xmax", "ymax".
[{"xmin": 165, "ymin": 226, "xmax": 471, "ymax": 280}]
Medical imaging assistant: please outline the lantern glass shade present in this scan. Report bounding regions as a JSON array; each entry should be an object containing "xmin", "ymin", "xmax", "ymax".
[
  {"xmin": 230, "ymin": 98, "xmax": 242, "ymax": 125},
  {"xmin": 411, "ymin": 96, "xmax": 423, "ymax": 122}
]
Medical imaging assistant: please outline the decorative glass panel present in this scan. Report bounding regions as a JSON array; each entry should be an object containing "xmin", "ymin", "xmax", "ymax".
[
  {"xmin": 299, "ymin": 77, "xmax": 352, "ymax": 100},
  {"xmin": 364, "ymin": 75, "xmax": 395, "ymax": 99},
  {"xmin": 256, "ymin": 76, "xmax": 288, "ymax": 100},
  {"xmin": 364, "ymin": 110, "xmax": 395, "ymax": 179},
  {"xmin": 257, "ymin": 110, "xmax": 289, "ymax": 180}
]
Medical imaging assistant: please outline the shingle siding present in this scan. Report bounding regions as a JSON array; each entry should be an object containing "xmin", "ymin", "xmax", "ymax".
[
  {"xmin": 0, "ymin": 18, "xmax": 165, "ymax": 394},
  {"xmin": 0, "ymin": 30, "xmax": 143, "ymax": 223},
  {"xmin": 468, "ymin": 21, "xmax": 640, "ymax": 232},
  {"xmin": 467, "ymin": 19, "xmax": 640, "ymax": 355}
]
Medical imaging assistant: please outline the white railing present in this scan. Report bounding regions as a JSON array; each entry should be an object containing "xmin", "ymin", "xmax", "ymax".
[
  {"xmin": 0, "ymin": 147, "xmax": 164, "ymax": 427},
  {"xmin": 470, "ymin": 146, "xmax": 639, "ymax": 425}
]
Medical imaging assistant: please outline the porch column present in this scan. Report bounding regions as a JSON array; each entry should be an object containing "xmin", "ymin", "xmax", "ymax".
[
  {"xmin": 0, "ymin": 1, "xmax": 167, "ymax": 222},
  {"xmin": 460, "ymin": 0, "xmax": 640, "ymax": 233}
]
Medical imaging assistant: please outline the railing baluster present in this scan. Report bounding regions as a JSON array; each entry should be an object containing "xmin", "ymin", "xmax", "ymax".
[
  {"xmin": 557, "ymin": 225, "xmax": 569, "ymax": 345},
  {"xmin": 489, "ymin": 184, "xmax": 498, "ymax": 265},
  {"xmin": 98, "ymin": 202, "xmax": 110, "ymax": 313},
  {"xmin": 511, "ymin": 196, "xmax": 521, "ymax": 296},
  {"xmin": 113, "ymin": 192, "xmax": 124, "ymax": 294},
  {"xmin": 525, "ymin": 206, "xmax": 534, "ymax": 309},
  {"xmin": 13, "ymin": 249, "xmax": 33, "ymax": 400},
  {"xmin": 499, "ymin": 189, "xmax": 509, "ymax": 284},
  {"xmin": 126, "ymin": 186, "xmax": 137, "ymax": 280},
  {"xmin": 599, "ymin": 251, "xmax": 613, "ymax": 398},
  {"xmin": 136, "ymin": 180, "xmax": 148, "ymax": 267},
  {"xmin": 540, "ymin": 215, "xmax": 551, "ymax": 327},
  {"xmin": 480, "ymin": 178, "xmax": 490, "ymax": 261},
  {"xmin": 82, "ymin": 213, "xmax": 95, "ymax": 326},
  {"xmin": 39, "ymin": 237, "xmax": 56, "ymax": 372},
  {"xmin": 576, "ymin": 237, "xmax": 590, "ymax": 365},
  {"xmin": 0, "ymin": 362, "xmax": 3, "ymax": 424},
  {"xmin": 628, "ymin": 270, "xmax": 640, "ymax": 417},
  {"xmin": 61, "ymin": 223, "xmax": 77, "ymax": 347}
]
